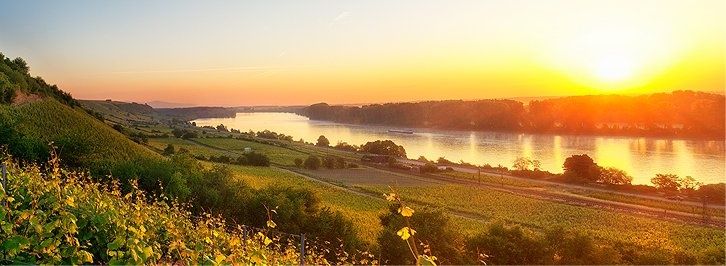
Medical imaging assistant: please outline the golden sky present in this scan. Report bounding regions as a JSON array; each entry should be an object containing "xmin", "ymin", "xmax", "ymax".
[{"xmin": 0, "ymin": 0, "xmax": 723, "ymax": 106}]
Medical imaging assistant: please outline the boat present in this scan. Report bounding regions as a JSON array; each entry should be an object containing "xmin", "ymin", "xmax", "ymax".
[{"xmin": 388, "ymin": 129, "xmax": 414, "ymax": 134}]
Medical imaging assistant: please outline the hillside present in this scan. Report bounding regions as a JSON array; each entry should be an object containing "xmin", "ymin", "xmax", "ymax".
[
  {"xmin": 1, "ymin": 53, "xmax": 159, "ymax": 166},
  {"xmin": 1, "ymin": 99, "xmax": 159, "ymax": 164}
]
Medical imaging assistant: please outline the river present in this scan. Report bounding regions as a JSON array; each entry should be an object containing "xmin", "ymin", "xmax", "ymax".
[{"xmin": 193, "ymin": 112, "xmax": 725, "ymax": 185}]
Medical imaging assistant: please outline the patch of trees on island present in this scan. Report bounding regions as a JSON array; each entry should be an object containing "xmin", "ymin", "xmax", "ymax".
[{"xmin": 302, "ymin": 91, "xmax": 725, "ymax": 139}]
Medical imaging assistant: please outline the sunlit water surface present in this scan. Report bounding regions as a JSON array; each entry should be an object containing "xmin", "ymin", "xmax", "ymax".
[{"xmin": 194, "ymin": 112, "xmax": 725, "ymax": 185}]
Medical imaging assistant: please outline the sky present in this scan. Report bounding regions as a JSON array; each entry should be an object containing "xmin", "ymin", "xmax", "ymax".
[{"xmin": 0, "ymin": 0, "xmax": 724, "ymax": 106}]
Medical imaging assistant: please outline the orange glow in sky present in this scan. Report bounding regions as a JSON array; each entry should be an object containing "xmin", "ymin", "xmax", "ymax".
[{"xmin": 0, "ymin": 0, "xmax": 723, "ymax": 106}]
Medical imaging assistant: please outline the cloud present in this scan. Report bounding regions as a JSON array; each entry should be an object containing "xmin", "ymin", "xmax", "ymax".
[
  {"xmin": 333, "ymin": 11, "xmax": 351, "ymax": 22},
  {"xmin": 329, "ymin": 11, "xmax": 351, "ymax": 27},
  {"xmin": 109, "ymin": 65, "xmax": 314, "ymax": 74}
]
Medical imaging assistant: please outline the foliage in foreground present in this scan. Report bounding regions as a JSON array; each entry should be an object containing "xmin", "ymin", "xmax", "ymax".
[{"xmin": 0, "ymin": 154, "xmax": 375, "ymax": 264}]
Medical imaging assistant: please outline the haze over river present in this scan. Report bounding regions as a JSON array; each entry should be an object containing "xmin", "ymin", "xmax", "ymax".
[{"xmin": 194, "ymin": 112, "xmax": 725, "ymax": 185}]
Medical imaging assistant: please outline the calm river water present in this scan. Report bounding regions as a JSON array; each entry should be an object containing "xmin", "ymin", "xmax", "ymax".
[{"xmin": 193, "ymin": 112, "xmax": 725, "ymax": 185}]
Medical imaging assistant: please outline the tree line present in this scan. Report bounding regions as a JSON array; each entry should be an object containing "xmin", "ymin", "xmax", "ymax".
[{"xmin": 302, "ymin": 91, "xmax": 725, "ymax": 139}]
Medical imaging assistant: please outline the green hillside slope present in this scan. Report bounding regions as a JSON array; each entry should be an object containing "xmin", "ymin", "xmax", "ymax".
[
  {"xmin": 1, "ymin": 99, "xmax": 159, "ymax": 164},
  {"xmin": 1, "ymin": 52, "xmax": 159, "ymax": 165}
]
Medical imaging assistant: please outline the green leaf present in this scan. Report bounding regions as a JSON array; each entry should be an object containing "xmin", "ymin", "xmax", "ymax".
[{"xmin": 2, "ymin": 235, "xmax": 29, "ymax": 251}]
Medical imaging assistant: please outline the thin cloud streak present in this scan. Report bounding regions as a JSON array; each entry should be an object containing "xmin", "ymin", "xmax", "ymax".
[{"xmin": 109, "ymin": 65, "xmax": 319, "ymax": 74}]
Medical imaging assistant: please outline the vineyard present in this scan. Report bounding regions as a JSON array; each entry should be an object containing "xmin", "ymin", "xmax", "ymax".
[
  {"xmin": 0, "ymin": 156, "xmax": 376, "ymax": 264},
  {"xmin": 359, "ymin": 184, "xmax": 725, "ymax": 258},
  {"xmin": 0, "ymin": 99, "xmax": 159, "ymax": 164}
]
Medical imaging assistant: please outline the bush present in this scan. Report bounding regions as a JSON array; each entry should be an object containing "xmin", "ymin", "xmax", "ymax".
[
  {"xmin": 378, "ymin": 205, "xmax": 466, "ymax": 265},
  {"xmin": 303, "ymin": 155, "xmax": 321, "ymax": 170},
  {"xmin": 294, "ymin": 158, "xmax": 303, "ymax": 167},
  {"xmin": 360, "ymin": 140, "xmax": 406, "ymax": 157},
  {"xmin": 239, "ymin": 152, "xmax": 270, "ymax": 167},
  {"xmin": 162, "ymin": 144, "xmax": 175, "ymax": 155},
  {"xmin": 467, "ymin": 223, "xmax": 549, "ymax": 265},
  {"xmin": 322, "ymin": 156, "xmax": 336, "ymax": 169},
  {"xmin": 419, "ymin": 162, "xmax": 439, "ymax": 174}
]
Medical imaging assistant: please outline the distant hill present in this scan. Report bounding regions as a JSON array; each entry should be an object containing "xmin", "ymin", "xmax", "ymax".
[{"xmin": 146, "ymin": 100, "xmax": 196, "ymax": 108}]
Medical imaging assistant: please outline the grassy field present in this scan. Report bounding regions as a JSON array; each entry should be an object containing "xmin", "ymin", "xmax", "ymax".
[{"xmin": 225, "ymin": 164, "xmax": 387, "ymax": 244}]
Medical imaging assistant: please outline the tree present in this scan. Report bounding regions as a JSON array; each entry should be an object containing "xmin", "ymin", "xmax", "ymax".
[
  {"xmin": 512, "ymin": 157, "xmax": 541, "ymax": 171},
  {"xmin": 316, "ymin": 135, "xmax": 330, "ymax": 147},
  {"xmin": 216, "ymin": 124, "xmax": 228, "ymax": 132},
  {"xmin": 163, "ymin": 144, "xmax": 175, "ymax": 155},
  {"xmin": 651, "ymin": 174, "xmax": 681, "ymax": 193},
  {"xmin": 598, "ymin": 167, "xmax": 632, "ymax": 185},
  {"xmin": 563, "ymin": 154, "xmax": 600, "ymax": 183},
  {"xmin": 698, "ymin": 183, "xmax": 725, "ymax": 204},
  {"xmin": 360, "ymin": 140, "xmax": 406, "ymax": 157},
  {"xmin": 303, "ymin": 155, "xmax": 321, "ymax": 170},
  {"xmin": 11, "ymin": 57, "xmax": 29, "ymax": 73},
  {"xmin": 679, "ymin": 176, "xmax": 701, "ymax": 194}
]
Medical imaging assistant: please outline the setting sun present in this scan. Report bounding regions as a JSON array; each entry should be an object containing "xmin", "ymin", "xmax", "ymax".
[{"xmin": 592, "ymin": 55, "xmax": 636, "ymax": 84}]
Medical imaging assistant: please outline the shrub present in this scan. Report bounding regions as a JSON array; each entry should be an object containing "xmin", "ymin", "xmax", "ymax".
[
  {"xmin": 294, "ymin": 158, "xmax": 303, "ymax": 167},
  {"xmin": 419, "ymin": 162, "xmax": 439, "ymax": 174},
  {"xmin": 360, "ymin": 140, "xmax": 406, "ymax": 157},
  {"xmin": 467, "ymin": 223, "xmax": 548, "ymax": 265},
  {"xmin": 162, "ymin": 144, "xmax": 175, "ymax": 155},
  {"xmin": 378, "ymin": 205, "xmax": 465, "ymax": 265},
  {"xmin": 241, "ymin": 152, "xmax": 270, "ymax": 167},
  {"xmin": 322, "ymin": 156, "xmax": 336, "ymax": 169},
  {"xmin": 304, "ymin": 155, "xmax": 321, "ymax": 170}
]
